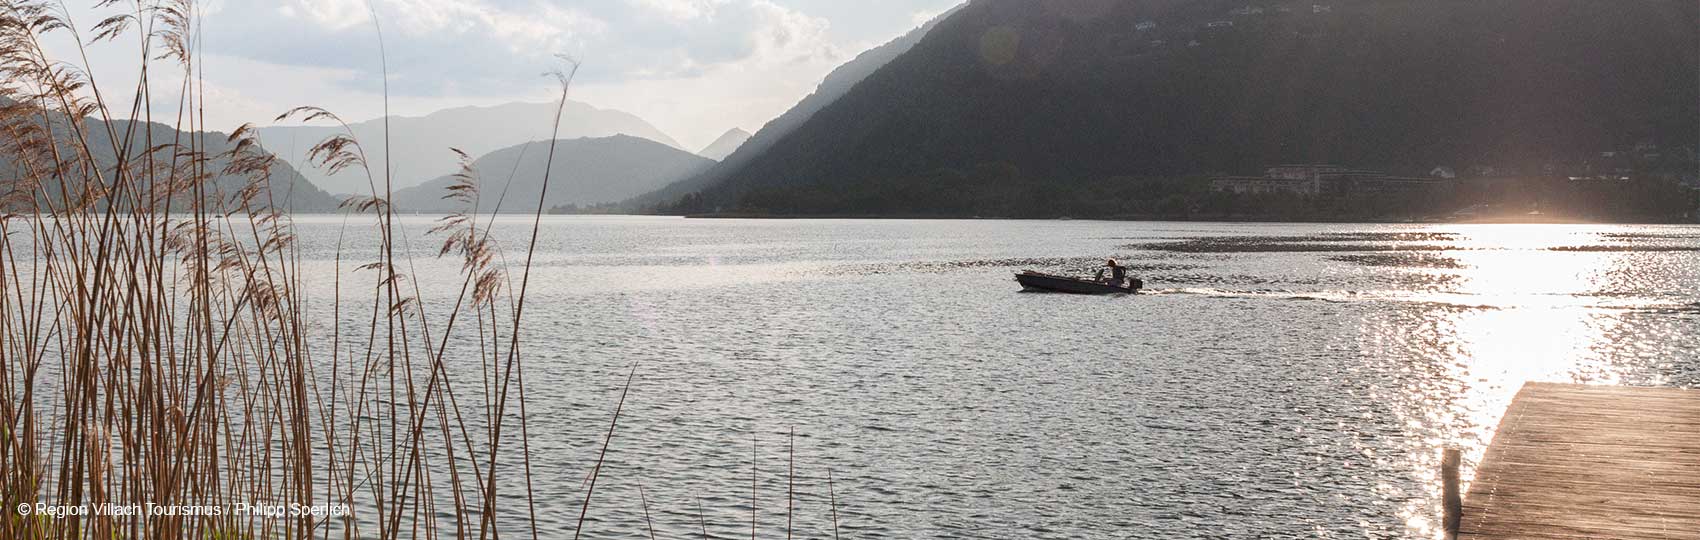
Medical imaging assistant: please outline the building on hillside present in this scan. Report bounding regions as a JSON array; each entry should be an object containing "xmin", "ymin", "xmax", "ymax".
[
  {"xmin": 1209, "ymin": 176, "xmax": 1319, "ymax": 196},
  {"xmin": 1212, "ymin": 165, "xmax": 1446, "ymax": 196},
  {"xmin": 1348, "ymin": 175, "xmax": 1448, "ymax": 195},
  {"xmin": 1231, "ymin": 6, "xmax": 1266, "ymax": 16},
  {"xmin": 1313, "ymin": 4, "xmax": 1333, "ymax": 13},
  {"xmin": 1207, "ymin": 20, "xmax": 1234, "ymax": 28},
  {"xmin": 1430, "ymin": 166, "xmax": 1456, "ymax": 179},
  {"xmin": 1266, "ymin": 164, "xmax": 1361, "ymax": 182},
  {"xmin": 1568, "ymin": 175, "xmax": 1632, "ymax": 182},
  {"xmin": 1136, "ymin": 21, "xmax": 1157, "ymax": 31},
  {"xmin": 1211, "ymin": 164, "xmax": 1344, "ymax": 195}
]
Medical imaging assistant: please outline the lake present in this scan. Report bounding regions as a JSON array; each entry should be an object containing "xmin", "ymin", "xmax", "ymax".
[{"xmin": 284, "ymin": 216, "xmax": 1700, "ymax": 539}]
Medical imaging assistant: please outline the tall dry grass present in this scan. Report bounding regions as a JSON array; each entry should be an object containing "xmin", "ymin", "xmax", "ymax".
[
  {"xmin": 0, "ymin": 0, "xmax": 575, "ymax": 538},
  {"xmin": 0, "ymin": 2, "xmax": 849, "ymax": 540}
]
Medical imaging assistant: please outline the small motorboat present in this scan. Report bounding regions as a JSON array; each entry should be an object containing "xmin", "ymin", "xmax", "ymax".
[{"xmin": 1015, "ymin": 270, "xmax": 1142, "ymax": 295}]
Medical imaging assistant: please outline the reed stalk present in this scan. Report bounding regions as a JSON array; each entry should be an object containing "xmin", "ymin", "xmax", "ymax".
[
  {"xmin": 1, "ymin": 4, "xmax": 851, "ymax": 540},
  {"xmin": 0, "ymin": 1, "xmax": 564, "ymax": 538}
]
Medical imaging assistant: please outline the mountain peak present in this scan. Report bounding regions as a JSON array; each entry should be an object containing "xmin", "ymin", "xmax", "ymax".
[
  {"xmin": 664, "ymin": 0, "xmax": 1697, "ymax": 217},
  {"xmin": 257, "ymin": 101, "xmax": 682, "ymax": 196},
  {"xmin": 392, "ymin": 135, "xmax": 713, "ymax": 213},
  {"xmin": 622, "ymin": 5, "xmax": 962, "ymax": 208},
  {"xmin": 698, "ymin": 128, "xmax": 753, "ymax": 161}
]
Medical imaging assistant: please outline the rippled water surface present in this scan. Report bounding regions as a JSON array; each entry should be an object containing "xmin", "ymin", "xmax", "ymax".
[{"xmin": 291, "ymin": 216, "xmax": 1700, "ymax": 539}]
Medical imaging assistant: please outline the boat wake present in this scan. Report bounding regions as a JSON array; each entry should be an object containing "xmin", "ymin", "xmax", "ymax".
[{"xmin": 1141, "ymin": 287, "xmax": 1699, "ymax": 313}]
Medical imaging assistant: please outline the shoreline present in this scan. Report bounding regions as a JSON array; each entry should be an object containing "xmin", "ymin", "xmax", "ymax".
[{"xmin": 667, "ymin": 212, "xmax": 1695, "ymax": 225}]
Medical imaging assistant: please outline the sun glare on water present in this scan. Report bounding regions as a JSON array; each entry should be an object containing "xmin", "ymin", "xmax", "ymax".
[
  {"xmin": 1391, "ymin": 224, "xmax": 1666, "ymax": 538},
  {"xmin": 1444, "ymin": 225, "xmax": 1635, "ymax": 385}
]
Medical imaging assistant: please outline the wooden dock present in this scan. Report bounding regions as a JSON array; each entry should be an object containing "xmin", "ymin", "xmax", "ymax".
[{"xmin": 1454, "ymin": 383, "xmax": 1700, "ymax": 540}]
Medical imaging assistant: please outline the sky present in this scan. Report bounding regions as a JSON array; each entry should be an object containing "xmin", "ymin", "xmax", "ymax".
[{"xmin": 53, "ymin": 0, "xmax": 963, "ymax": 150}]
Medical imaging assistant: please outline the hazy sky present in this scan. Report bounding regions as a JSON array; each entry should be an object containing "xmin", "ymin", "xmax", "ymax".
[{"xmin": 58, "ymin": 0, "xmax": 962, "ymax": 150}]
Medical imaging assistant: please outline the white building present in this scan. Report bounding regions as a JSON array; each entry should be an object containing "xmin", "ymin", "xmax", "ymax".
[
  {"xmin": 1214, "ymin": 165, "xmax": 1442, "ymax": 196},
  {"xmin": 1210, "ymin": 176, "xmax": 1320, "ymax": 195}
]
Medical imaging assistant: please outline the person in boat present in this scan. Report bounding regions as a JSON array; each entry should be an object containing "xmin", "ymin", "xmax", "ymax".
[{"xmin": 1103, "ymin": 258, "xmax": 1128, "ymax": 288}]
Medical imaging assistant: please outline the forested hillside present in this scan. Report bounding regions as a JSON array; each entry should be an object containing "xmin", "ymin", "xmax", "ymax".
[{"xmin": 660, "ymin": 0, "xmax": 1698, "ymax": 219}]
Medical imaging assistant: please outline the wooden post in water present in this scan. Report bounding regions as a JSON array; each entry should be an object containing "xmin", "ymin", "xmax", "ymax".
[{"xmin": 1441, "ymin": 447, "xmax": 1462, "ymax": 540}]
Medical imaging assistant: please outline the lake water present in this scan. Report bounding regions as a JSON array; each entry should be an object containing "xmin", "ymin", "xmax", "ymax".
[{"xmin": 286, "ymin": 216, "xmax": 1700, "ymax": 539}]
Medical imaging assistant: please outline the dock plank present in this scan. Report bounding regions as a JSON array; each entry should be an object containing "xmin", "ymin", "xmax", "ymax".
[{"xmin": 1457, "ymin": 383, "xmax": 1700, "ymax": 540}]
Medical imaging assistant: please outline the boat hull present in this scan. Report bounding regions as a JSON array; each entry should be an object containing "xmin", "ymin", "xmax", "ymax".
[{"xmin": 1015, "ymin": 271, "xmax": 1139, "ymax": 295}]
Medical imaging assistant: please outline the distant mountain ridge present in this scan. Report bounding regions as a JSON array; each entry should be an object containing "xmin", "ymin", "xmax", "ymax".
[
  {"xmin": 698, "ymin": 128, "xmax": 752, "ymax": 161},
  {"xmin": 391, "ymin": 135, "xmax": 713, "ymax": 214},
  {"xmin": 661, "ymin": 0, "xmax": 1699, "ymax": 217},
  {"xmin": 626, "ymin": 4, "xmax": 965, "ymax": 208},
  {"xmin": 0, "ymin": 98, "xmax": 341, "ymax": 212},
  {"xmin": 258, "ymin": 101, "xmax": 682, "ymax": 196}
]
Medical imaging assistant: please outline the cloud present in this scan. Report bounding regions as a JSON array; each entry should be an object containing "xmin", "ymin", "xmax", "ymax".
[
  {"xmin": 198, "ymin": 0, "xmax": 833, "ymax": 96},
  {"xmin": 627, "ymin": 0, "xmax": 722, "ymax": 23},
  {"xmin": 289, "ymin": 0, "xmax": 369, "ymax": 31},
  {"xmin": 47, "ymin": 0, "xmax": 955, "ymax": 148}
]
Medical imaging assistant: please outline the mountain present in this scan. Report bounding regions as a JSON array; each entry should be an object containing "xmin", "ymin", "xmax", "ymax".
[
  {"xmin": 660, "ymin": 0, "xmax": 1699, "ymax": 218},
  {"xmin": 257, "ymin": 101, "xmax": 682, "ymax": 196},
  {"xmin": 626, "ymin": 5, "xmax": 964, "ymax": 208},
  {"xmin": 0, "ymin": 99, "xmax": 341, "ymax": 212},
  {"xmin": 698, "ymin": 128, "xmax": 752, "ymax": 161},
  {"xmin": 391, "ymin": 135, "xmax": 713, "ymax": 214}
]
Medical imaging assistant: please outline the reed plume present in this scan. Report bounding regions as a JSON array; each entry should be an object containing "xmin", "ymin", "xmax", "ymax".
[
  {"xmin": 0, "ymin": 1, "xmax": 552, "ymax": 538},
  {"xmin": 1, "ymin": 4, "xmax": 854, "ymax": 540}
]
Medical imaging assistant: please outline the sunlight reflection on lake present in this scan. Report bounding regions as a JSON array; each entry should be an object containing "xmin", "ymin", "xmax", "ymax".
[
  {"xmin": 270, "ymin": 217, "xmax": 1700, "ymax": 539},
  {"xmin": 1360, "ymin": 225, "xmax": 1692, "ymax": 537}
]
